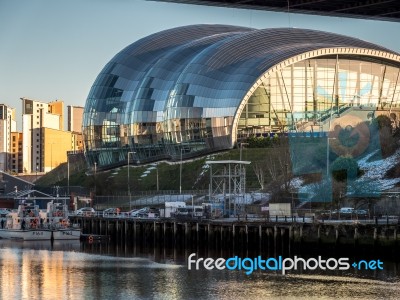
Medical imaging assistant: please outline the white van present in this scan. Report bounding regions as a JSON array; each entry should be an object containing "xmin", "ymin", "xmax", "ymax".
[{"xmin": 164, "ymin": 202, "xmax": 187, "ymax": 218}]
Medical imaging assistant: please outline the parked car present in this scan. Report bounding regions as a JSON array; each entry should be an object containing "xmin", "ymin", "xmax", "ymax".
[
  {"xmin": 124, "ymin": 207, "xmax": 149, "ymax": 218},
  {"xmin": 354, "ymin": 209, "xmax": 368, "ymax": 215},
  {"xmin": 148, "ymin": 207, "xmax": 160, "ymax": 218},
  {"xmin": 123, "ymin": 209, "xmax": 138, "ymax": 217},
  {"xmin": 339, "ymin": 207, "xmax": 354, "ymax": 214},
  {"xmin": 132, "ymin": 207, "xmax": 149, "ymax": 218},
  {"xmin": 318, "ymin": 210, "xmax": 333, "ymax": 220},
  {"xmin": 76, "ymin": 207, "xmax": 96, "ymax": 217},
  {"xmin": 102, "ymin": 208, "xmax": 121, "ymax": 217}
]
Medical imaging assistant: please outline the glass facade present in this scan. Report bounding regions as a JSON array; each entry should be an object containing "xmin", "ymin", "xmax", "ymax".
[
  {"xmin": 83, "ymin": 25, "xmax": 400, "ymax": 169},
  {"xmin": 238, "ymin": 56, "xmax": 400, "ymax": 136}
]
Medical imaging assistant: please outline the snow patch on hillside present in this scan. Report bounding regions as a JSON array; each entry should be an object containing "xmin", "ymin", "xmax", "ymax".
[{"xmin": 357, "ymin": 149, "xmax": 400, "ymax": 190}]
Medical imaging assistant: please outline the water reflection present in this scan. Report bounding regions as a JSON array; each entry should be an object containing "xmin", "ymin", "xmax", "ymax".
[{"xmin": 0, "ymin": 240, "xmax": 399, "ymax": 299}]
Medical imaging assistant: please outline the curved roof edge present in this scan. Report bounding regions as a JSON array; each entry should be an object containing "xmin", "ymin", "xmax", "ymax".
[{"xmin": 231, "ymin": 47, "xmax": 400, "ymax": 146}]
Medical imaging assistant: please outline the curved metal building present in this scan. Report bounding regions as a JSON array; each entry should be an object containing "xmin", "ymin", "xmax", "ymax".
[{"xmin": 83, "ymin": 25, "xmax": 400, "ymax": 169}]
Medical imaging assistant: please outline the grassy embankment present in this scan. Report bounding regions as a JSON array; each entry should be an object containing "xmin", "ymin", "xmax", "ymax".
[{"xmin": 35, "ymin": 146, "xmax": 291, "ymax": 195}]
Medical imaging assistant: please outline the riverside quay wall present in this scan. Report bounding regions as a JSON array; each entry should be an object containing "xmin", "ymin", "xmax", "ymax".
[{"xmin": 71, "ymin": 216, "xmax": 400, "ymax": 254}]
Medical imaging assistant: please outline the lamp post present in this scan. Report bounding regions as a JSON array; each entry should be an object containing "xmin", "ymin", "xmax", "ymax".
[
  {"xmin": 239, "ymin": 142, "xmax": 249, "ymax": 212},
  {"xmin": 239, "ymin": 142, "xmax": 249, "ymax": 161},
  {"xmin": 67, "ymin": 155, "xmax": 70, "ymax": 195},
  {"xmin": 94, "ymin": 162, "xmax": 97, "ymax": 196},
  {"xmin": 326, "ymin": 135, "xmax": 337, "ymax": 177},
  {"xmin": 36, "ymin": 165, "xmax": 38, "ymax": 183},
  {"xmin": 127, "ymin": 151, "xmax": 135, "ymax": 210},
  {"xmin": 156, "ymin": 163, "xmax": 159, "ymax": 192},
  {"xmin": 180, "ymin": 148, "xmax": 183, "ymax": 194}
]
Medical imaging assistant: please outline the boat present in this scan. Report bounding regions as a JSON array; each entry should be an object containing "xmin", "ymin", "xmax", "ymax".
[
  {"xmin": 0, "ymin": 200, "xmax": 52, "ymax": 240},
  {"xmin": 41, "ymin": 200, "xmax": 81, "ymax": 240}
]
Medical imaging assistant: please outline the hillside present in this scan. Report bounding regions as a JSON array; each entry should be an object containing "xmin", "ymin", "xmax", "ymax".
[{"xmin": 35, "ymin": 146, "xmax": 290, "ymax": 195}]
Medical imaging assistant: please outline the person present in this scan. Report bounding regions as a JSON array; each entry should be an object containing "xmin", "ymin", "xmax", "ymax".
[
  {"xmin": 0, "ymin": 218, "xmax": 4, "ymax": 229},
  {"xmin": 21, "ymin": 219, "xmax": 26, "ymax": 230}
]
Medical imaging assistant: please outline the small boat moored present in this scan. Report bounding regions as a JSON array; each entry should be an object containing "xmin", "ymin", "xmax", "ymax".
[
  {"xmin": 41, "ymin": 200, "xmax": 81, "ymax": 240},
  {"xmin": 0, "ymin": 200, "xmax": 52, "ymax": 241}
]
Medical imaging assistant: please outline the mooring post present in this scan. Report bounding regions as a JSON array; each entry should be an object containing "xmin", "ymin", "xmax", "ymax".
[
  {"xmin": 163, "ymin": 222, "xmax": 166, "ymax": 246},
  {"xmin": 185, "ymin": 222, "xmax": 188, "ymax": 246},
  {"xmin": 196, "ymin": 222, "xmax": 199, "ymax": 245},
  {"xmin": 300, "ymin": 226, "xmax": 303, "ymax": 240},
  {"xmin": 259, "ymin": 225, "xmax": 262, "ymax": 251},
  {"xmin": 280, "ymin": 228, "xmax": 285, "ymax": 238},
  {"xmin": 91, "ymin": 219, "xmax": 95, "ymax": 234},
  {"xmin": 123, "ymin": 220, "xmax": 127, "ymax": 241},
  {"xmin": 174, "ymin": 222, "xmax": 177, "ymax": 244},
  {"xmin": 134, "ymin": 221, "xmax": 137, "ymax": 241},
  {"xmin": 154, "ymin": 221, "xmax": 157, "ymax": 245},
  {"xmin": 220, "ymin": 226, "xmax": 223, "ymax": 246},
  {"xmin": 115, "ymin": 220, "xmax": 119, "ymax": 242},
  {"xmin": 233, "ymin": 224, "xmax": 236, "ymax": 249},
  {"xmin": 106, "ymin": 220, "xmax": 110, "ymax": 236},
  {"xmin": 245, "ymin": 225, "xmax": 249, "ymax": 246},
  {"xmin": 335, "ymin": 227, "xmax": 339, "ymax": 243}
]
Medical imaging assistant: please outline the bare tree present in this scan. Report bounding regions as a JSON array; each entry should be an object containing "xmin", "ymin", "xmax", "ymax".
[
  {"xmin": 267, "ymin": 155, "xmax": 279, "ymax": 181},
  {"xmin": 253, "ymin": 163, "xmax": 266, "ymax": 190}
]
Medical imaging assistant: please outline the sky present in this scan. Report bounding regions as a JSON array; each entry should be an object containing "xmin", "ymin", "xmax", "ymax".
[{"xmin": 1, "ymin": 0, "xmax": 400, "ymax": 129}]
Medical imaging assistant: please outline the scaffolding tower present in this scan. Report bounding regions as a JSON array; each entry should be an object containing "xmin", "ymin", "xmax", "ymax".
[{"xmin": 206, "ymin": 160, "xmax": 251, "ymax": 217}]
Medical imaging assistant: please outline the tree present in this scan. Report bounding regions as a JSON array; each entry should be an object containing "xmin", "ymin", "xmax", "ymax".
[
  {"xmin": 371, "ymin": 115, "xmax": 397, "ymax": 157},
  {"xmin": 330, "ymin": 155, "xmax": 360, "ymax": 182},
  {"xmin": 253, "ymin": 162, "xmax": 266, "ymax": 190}
]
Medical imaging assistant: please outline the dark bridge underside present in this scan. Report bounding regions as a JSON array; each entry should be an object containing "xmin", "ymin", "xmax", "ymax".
[{"xmin": 152, "ymin": 0, "xmax": 400, "ymax": 22}]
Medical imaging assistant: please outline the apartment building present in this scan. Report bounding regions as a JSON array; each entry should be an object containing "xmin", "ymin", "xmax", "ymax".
[{"xmin": 0, "ymin": 105, "xmax": 17, "ymax": 172}]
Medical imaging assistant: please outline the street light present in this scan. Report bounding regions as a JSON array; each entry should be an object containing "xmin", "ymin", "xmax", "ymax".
[
  {"xmin": 35, "ymin": 165, "xmax": 38, "ymax": 183},
  {"xmin": 67, "ymin": 155, "xmax": 70, "ymax": 195},
  {"xmin": 127, "ymin": 151, "xmax": 135, "ymax": 210},
  {"xmin": 94, "ymin": 162, "xmax": 97, "ymax": 196},
  {"xmin": 239, "ymin": 142, "xmax": 249, "ymax": 209},
  {"xmin": 179, "ymin": 148, "xmax": 183, "ymax": 194},
  {"xmin": 156, "ymin": 163, "xmax": 159, "ymax": 191},
  {"xmin": 239, "ymin": 142, "xmax": 249, "ymax": 161}
]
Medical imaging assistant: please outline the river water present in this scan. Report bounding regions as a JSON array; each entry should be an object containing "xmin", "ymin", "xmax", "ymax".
[{"xmin": 0, "ymin": 240, "xmax": 399, "ymax": 300}]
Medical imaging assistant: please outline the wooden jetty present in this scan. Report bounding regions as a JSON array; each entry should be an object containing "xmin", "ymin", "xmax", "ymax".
[{"xmin": 70, "ymin": 216, "xmax": 400, "ymax": 254}]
